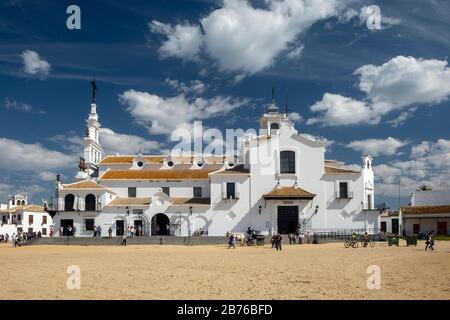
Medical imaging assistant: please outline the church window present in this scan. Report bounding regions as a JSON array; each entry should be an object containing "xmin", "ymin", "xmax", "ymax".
[
  {"xmin": 128, "ymin": 187, "xmax": 137, "ymax": 198},
  {"xmin": 28, "ymin": 215, "xmax": 33, "ymax": 224},
  {"xmin": 193, "ymin": 187, "xmax": 202, "ymax": 198},
  {"xmin": 339, "ymin": 182, "xmax": 349, "ymax": 198},
  {"xmin": 167, "ymin": 160, "xmax": 174, "ymax": 167},
  {"xmin": 85, "ymin": 194, "xmax": 96, "ymax": 211},
  {"xmin": 280, "ymin": 151, "xmax": 296, "ymax": 174},
  {"xmin": 42, "ymin": 216, "xmax": 47, "ymax": 224},
  {"xmin": 65, "ymin": 194, "xmax": 75, "ymax": 211},
  {"xmin": 137, "ymin": 161, "xmax": 144, "ymax": 167},
  {"xmin": 270, "ymin": 123, "xmax": 280, "ymax": 134},
  {"xmin": 226, "ymin": 183, "xmax": 236, "ymax": 199}
]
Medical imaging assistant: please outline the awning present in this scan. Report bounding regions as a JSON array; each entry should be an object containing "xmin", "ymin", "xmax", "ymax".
[{"xmin": 262, "ymin": 186, "xmax": 316, "ymax": 200}]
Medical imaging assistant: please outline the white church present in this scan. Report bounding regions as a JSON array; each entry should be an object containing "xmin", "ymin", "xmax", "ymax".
[{"xmin": 52, "ymin": 85, "xmax": 378, "ymax": 237}]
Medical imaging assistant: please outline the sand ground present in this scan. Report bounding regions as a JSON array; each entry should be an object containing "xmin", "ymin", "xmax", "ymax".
[{"xmin": 1, "ymin": 240, "xmax": 449, "ymax": 300}]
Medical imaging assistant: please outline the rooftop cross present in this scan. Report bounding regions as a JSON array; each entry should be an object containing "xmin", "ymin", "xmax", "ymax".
[{"xmin": 91, "ymin": 79, "xmax": 97, "ymax": 103}]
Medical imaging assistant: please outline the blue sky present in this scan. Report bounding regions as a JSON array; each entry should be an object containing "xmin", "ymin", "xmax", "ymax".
[{"xmin": 1, "ymin": 0, "xmax": 450, "ymax": 208}]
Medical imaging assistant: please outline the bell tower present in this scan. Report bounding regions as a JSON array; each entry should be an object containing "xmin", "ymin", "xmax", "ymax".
[
  {"xmin": 258, "ymin": 87, "xmax": 294, "ymax": 136},
  {"xmin": 82, "ymin": 79, "xmax": 103, "ymax": 178}
]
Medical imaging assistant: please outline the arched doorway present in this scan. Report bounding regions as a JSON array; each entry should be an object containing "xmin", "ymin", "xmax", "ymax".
[
  {"xmin": 85, "ymin": 194, "xmax": 96, "ymax": 211},
  {"xmin": 151, "ymin": 213, "xmax": 170, "ymax": 236}
]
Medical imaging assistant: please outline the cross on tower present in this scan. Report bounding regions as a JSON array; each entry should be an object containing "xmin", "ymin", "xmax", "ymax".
[{"xmin": 91, "ymin": 79, "xmax": 98, "ymax": 103}]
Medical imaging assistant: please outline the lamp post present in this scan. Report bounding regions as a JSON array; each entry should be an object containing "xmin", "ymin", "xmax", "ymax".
[{"xmin": 188, "ymin": 206, "xmax": 193, "ymax": 245}]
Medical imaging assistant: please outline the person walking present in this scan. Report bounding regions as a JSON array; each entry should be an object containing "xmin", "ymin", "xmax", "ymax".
[
  {"xmin": 97, "ymin": 226, "xmax": 102, "ymax": 237},
  {"xmin": 121, "ymin": 233, "xmax": 127, "ymax": 246},
  {"xmin": 50, "ymin": 226, "xmax": 54, "ymax": 238},
  {"xmin": 60, "ymin": 226, "xmax": 64, "ymax": 237},
  {"xmin": 425, "ymin": 231, "xmax": 435, "ymax": 251},
  {"xmin": 275, "ymin": 234, "xmax": 283, "ymax": 251},
  {"xmin": 5, "ymin": 233, "xmax": 9, "ymax": 243},
  {"xmin": 108, "ymin": 227, "xmax": 112, "ymax": 239},
  {"xmin": 11, "ymin": 233, "xmax": 16, "ymax": 247},
  {"xmin": 228, "ymin": 234, "xmax": 236, "ymax": 249},
  {"xmin": 93, "ymin": 226, "xmax": 97, "ymax": 237}
]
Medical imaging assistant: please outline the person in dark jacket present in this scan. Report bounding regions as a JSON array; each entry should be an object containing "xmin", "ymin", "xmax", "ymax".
[{"xmin": 275, "ymin": 234, "xmax": 283, "ymax": 251}]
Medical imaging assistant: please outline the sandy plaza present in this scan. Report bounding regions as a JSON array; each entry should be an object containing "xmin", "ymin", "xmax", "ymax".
[{"xmin": 1, "ymin": 240, "xmax": 449, "ymax": 300}]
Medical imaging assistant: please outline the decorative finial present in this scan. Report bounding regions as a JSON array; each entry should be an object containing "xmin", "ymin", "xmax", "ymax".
[
  {"xmin": 78, "ymin": 157, "xmax": 87, "ymax": 172},
  {"xmin": 271, "ymin": 86, "xmax": 275, "ymax": 102},
  {"xmin": 90, "ymin": 79, "xmax": 97, "ymax": 103}
]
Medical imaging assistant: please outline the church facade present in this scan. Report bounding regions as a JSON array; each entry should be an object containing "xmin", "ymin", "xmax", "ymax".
[{"xmin": 52, "ymin": 93, "xmax": 378, "ymax": 237}]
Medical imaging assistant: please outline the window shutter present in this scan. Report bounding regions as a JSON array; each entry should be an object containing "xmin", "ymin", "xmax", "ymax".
[
  {"xmin": 236, "ymin": 182, "xmax": 241, "ymax": 198},
  {"xmin": 335, "ymin": 181, "xmax": 340, "ymax": 199},
  {"xmin": 348, "ymin": 181, "xmax": 354, "ymax": 198},
  {"xmin": 221, "ymin": 182, "xmax": 226, "ymax": 198}
]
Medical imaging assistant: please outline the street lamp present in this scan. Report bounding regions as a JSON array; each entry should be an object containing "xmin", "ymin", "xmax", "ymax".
[{"xmin": 188, "ymin": 206, "xmax": 193, "ymax": 245}]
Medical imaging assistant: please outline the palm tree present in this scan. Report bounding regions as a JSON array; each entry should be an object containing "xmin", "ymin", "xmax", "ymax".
[{"xmin": 416, "ymin": 184, "xmax": 432, "ymax": 191}]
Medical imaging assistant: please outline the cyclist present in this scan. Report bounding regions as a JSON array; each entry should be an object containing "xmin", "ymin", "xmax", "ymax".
[
  {"xmin": 363, "ymin": 232, "xmax": 370, "ymax": 247},
  {"xmin": 351, "ymin": 232, "xmax": 357, "ymax": 245}
]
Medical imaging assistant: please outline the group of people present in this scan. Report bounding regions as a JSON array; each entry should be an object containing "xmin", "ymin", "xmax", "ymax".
[
  {"xmin": 288, "ymin": 232, "xmax": 311, "ymax": 244},
  {"xmin": 193, "ymin": 228, "xmax": 208, "ymax": 236},
  {"xmin": 60, "ymin": 225, "xmax": 76, "ymax": 237},
  {"xmin": 5, "ymin": 231, "xmax": 41, "ymax": 247},
  {"xmin": 126, "ymin": 225, "xmax": 143, "ymax": 237},
  {"xmin": 271, "ymin": 234, "xmax": 283, "ymax": 251},
  {"xmin": 93, "ymin": 226, "xmax": 102, "ymax": 237}
]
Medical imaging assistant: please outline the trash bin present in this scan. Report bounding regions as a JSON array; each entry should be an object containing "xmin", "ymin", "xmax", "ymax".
[
  {"xmin": 405, "ymin": 235, "xmax": 417, "ymax": 246},
  {"xmin": 388, "ymin": 236, "xmax": 399, "ymax": 246}
]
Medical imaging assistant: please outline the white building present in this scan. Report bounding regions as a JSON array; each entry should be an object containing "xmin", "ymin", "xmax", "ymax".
[
  {"xmin": 402, "ymin": 190, "xmax": 450, "ymax": 236},
  {"xmin": 0, "ymin": 193, "xmax": 52, "ymax": 237},
  {"xmin": 52, "ymin": 94, "xmax": 379, "ymax": 237}
]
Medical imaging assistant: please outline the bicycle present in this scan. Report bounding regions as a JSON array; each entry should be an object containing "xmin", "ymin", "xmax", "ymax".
[
  {"xmin": 361, "ymin": 239, "xmax": 376, "ymax": 247},
  {"xmin": 344, "ymin": 240, "xmax": 358, "ymax": 248}
]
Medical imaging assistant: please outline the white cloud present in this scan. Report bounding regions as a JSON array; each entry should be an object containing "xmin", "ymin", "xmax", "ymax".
[
  {"xmin": 100, "ymin": 128, "xmax": 161, "ymax": 155},
  {"xmin": 308, "ymin": 56, "xmax": 450, "ymax": 126},
  {"xmin": 0, "ymin": 137, "xmax": 74, "ymax": 171},
  {"xmin": 151, "ymin": 0, "xmax": 346, "ymax": 75},
  {"xmin": 374, "ymin": 139, "xmax": 450, "ymax": 197},
  {"xmin": 4, "ymin": 98, "xmax": 45, "ymax": 114},
  {"xmin": 38, "ymin": 171, "xmax": 56, "ymax": 181},
  {"xmin": 150, "ymin": 21, "xmax": 203, "ymax": 61},
  {"xmin": 20, "ymin": 50, "xmax": 51, "ymax": 78},
  {"xmin": 387, "ymin": 108, "xmax": 417, "ymax": 127},
  {"xmin": 286, "ymin": 45, "xmax": 304, "ymax": 60},
  {"xmin": 288, "ymin": 112, "xmax": 303, "ymax": 123},
  {"xmin": 164, "ymin": 78, "xmax": 206, "ymax": 95},
  {"xmin": 119, "ymin": 89, "xmax": 249, "ymax": 135},
  {"xmin": 356, "ymin": 56, "xmax": 450, "ymax": 113},
  {"xmin": 307, "ymin": 93, "xmax": 379, "ymax": 126},
  {"xmin": 346, "ymin": 137, "xmax": 408, "ymax": 156}
]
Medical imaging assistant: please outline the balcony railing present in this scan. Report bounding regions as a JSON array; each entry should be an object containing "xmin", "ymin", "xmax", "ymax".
[{"xmin": 221, "ymin": 192, "xmax": 240, "ymax": 200}]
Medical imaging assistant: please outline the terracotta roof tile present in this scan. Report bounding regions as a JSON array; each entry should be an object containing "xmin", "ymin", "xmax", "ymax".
[
  {"xmin": 170, "ymin": 197, "xmax": 211, "ymax": 206},
  {"xmin": 100, "ymin": 165, "xmax": 223, "ymax": 180},
  {"xmin": 402, "ymin": 205, "xmax": 450, "ymax": 215},
  {"xmin": 100, "ymin": 155, "xmax": 227, "ymax": 165},
  {"xmin": 324, "ymin": 166, "xmax": 360, "ymax": 175},
  {"xmin": 0, "ymin": 204, "xmax": 45, "ymax": 213},
  {"xmin": 263, "ymin": 186, "xmax": 316, "ymax": 200},
  {"xmin": 62, "ymin": 180, "xmax": 108, "ymax": 189},
  {"xmin": 210, "ymin": 164, "xmax": 250, "ymax": 175},
  {"xmin": 106, "ymin": 197, "xmax": 152, "ymax": 207}
]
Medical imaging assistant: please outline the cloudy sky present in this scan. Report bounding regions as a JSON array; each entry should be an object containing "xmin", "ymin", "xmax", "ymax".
[{"xmin": 0, "ymin": 0, "xmax": 450, "ymax": 208}]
